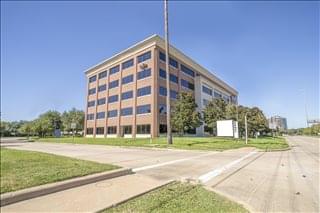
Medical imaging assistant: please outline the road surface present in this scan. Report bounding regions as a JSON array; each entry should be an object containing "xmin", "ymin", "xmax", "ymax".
[{"xmin": 1, "ymin": 136, "xmax": 319, "ymax": 212}]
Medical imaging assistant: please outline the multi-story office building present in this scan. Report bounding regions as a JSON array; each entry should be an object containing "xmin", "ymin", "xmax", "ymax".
[
  {"xmin": 84, "ymin": 35, "xmax": 238, "ymax": 138},
  {"xmin": 268, "ymin": 116, "xmax": 288, "ymax": 131}
]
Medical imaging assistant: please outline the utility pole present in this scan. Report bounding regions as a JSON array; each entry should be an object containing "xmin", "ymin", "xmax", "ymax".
[
  {"xmin": 164, "ymin": 0, "xmax": 172, "ymax": 144},
  {"xmin": 245, "ymin": 113, "xmax": 248, "ymax": 145}
]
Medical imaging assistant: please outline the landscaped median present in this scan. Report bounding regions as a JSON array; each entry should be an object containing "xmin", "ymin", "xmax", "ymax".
[
  {"xmin": 0, "ymin": 148, "xmax": 130, "ymax": 206},
  {"xmin": 103, "ymin": 181, "xmax": 248, "ymax": 212},
  {"xmin": 38, "ymin": 136, "xmax": 289, "ymax": 151}
]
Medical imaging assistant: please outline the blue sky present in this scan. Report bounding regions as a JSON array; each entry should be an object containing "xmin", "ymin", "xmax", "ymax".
[{"xmin": 1, "ymin": 1, "xmax": 319, "ymax": 128}]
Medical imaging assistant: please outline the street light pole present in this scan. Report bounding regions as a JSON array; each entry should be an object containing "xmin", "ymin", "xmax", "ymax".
[
  {"xmin": 164, "ymin": 0, "xmax": 172, "ymax": 144},
  {"xmin": 245, "ymin": 113, "xmax": 248, "ymax": 145}
]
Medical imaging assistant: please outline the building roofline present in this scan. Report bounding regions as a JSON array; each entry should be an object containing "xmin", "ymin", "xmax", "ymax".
[{"xmin": 85, "ymin": 34, "xmax": 238, "ymax": 95}]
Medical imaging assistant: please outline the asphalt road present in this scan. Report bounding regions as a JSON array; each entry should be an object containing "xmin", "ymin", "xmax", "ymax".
[{"xmin": 1, "ymin": 136, "xmax": 319, "ymax": 212}]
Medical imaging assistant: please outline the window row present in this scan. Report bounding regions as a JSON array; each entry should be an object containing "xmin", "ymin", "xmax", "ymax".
[
  {"xmin": 88, "ymin": 69, "xmax": 152, "ymax": 95},
  {"xmin": 159, "ymin": 52, "xmax": 195, "ymax": 77},
  {"xmin": 88, "ymin": 51, "xmax": 152, "ymax": 83},
  {"xmin": 86, "ymin": 104, "xmax": 151, "ymax": 120},
  {"xmin": 159, "ymin": 86, "xmax": 178, "ymax": 99},
  {"xmin": 86, "ymin": 124, "xmax": 151, "ymax": 135}
]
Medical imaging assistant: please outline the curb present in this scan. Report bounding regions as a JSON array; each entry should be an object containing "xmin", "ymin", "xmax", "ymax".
[
  {"xmin": 0, "ymin": 168, "xmax": 132, "ymax": 207},
  {"xmin": 97, "ymin": 180, "xmax": 175, "ymax": 212}
]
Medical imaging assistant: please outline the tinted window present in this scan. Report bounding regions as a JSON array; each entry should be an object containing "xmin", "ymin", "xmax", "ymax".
[
  {"xmin": 107, "ymin": 110, "xmax": 118, "ymax": 118},
  {"xmin": 97, "ymin": 98, "xmax": 106, "ymax": 105},
  {"xmin": 214, "ymin": 91, "xmax": 222, "ymax": 98},
  {"xmin": 181, "ymin": 79, "xmax": 194, "ymax": 90},
  {"xmin": 137, "ymin": 51, "xmax": 151, "ymax": 63},
  {"xmin": 121, "ymin": 107, "xmax": 133, "ymax": 116},
  {"xmin": 96, "ymin": 127, "xmax": 104, "ymax": 135},
  {"xmin": 96, "ymin": 112, "xmax": 105, "ymax": 119},
  {"xmin": 170, "ymin": 74, "xmax": 178, "ymax": 84},
  {"xmin": 202, "ymin": 86, "xmax": 212, "ymax": 96},
  {"xmin": 123, "ymin": 126, "xmax": 132, "ymax": 134},
  {"xmin": 87, "ymin": 100, "xmax": 95, "ymax": 107},
  {"xmin": 122, "ymin": 59, "xmax": 134, "ymax": 70},
  {"xmin": 159, "ymin": 86, "xmax": 167, "ymax": 96},
  {"xmin": 121, "ymin": 91, "xmax": 133, "ymax": 100},
  {"xmin": 159, "ymin": 104, "xmax": 167, "ymax": 115},
  {"xmin": 137, "ymin": 86, "xmax": 151, "ymax": 97},
  {"xmin": 108, "ymin": 95, "xmax": 118, "ymax": 103},
  {"xmin": 158, "ymin": 69, "xmax": 178, "ymax": 83},
  {"xmin": 170, "ymin": 90, "xmax": 178, "ymax": 99},
  {"xmin": 137, "ymin": 124, "xmax": 151, "ymax": 134},
  {"xmin": 109, "ymin": 65, "xmax": 120, "ymax": 75},
  {"xmin": 89, "ymin": 75, "xmax": 96, "ymax": 83},
  {"xmin": 86, "ymin": 128, "xmax": 93, "ymax": 134},
  {"xmin": 137, "ymin": 104, "xmax": 151, "ymax": 114},
  {"xmin": 109, "ymin": 80, "xmax": 119, "ymax": 89},
  {"xmin": 98, "ymin": 84, "xmax": 107, "ymax": 92},
  {"xmin": 88, "ymin": 88, "xmax": 96, "ymax": 95},
  {"xmin": 159, "ymin": 68, "xmax": 166, "ymax": 78},
  {"xmin": 98, "ymin": 71, "xmax": 107, "ymax": 79},
  {"xmin": 122, "ymin": 74, "xmax": 134, "ymax": 85},
  {"xmin": 169, "ymin": 58, "xmax": 178, "ymax": 68},
  {"xmin": 107, "ymin": 126, "xmax": 117, "ymax": 134},
  {"xmin": 159, "ymin": 52, "xmax": 166, "ymax": 61},
  {"xmin": 137, "ymin": 68, "xmax": 151, "ymax": 80},
  {"xmin": 181, "ymin": 64, "xmax": 195, "ymax": 77},
  {"xmin": 87, "ymin": 113, "xmax": 94, "ymax": 120}
]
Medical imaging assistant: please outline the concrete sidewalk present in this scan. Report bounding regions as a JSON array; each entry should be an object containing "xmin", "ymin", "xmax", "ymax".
[{"xmin": 1, "ymin": 174, "xmax": 169, "ymax": 212}]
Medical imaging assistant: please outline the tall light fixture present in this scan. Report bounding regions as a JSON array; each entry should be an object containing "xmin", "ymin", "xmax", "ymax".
[{"xmin": 164, "ymin": 0, "xmax": 172, "ymax": 144}]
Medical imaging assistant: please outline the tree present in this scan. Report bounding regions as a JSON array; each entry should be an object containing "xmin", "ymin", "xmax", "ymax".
[
  {"xmin": 61, "ymin": 108, "xmax": 85, "ymax": 134},
  {"xmin": 203, "ymin": 98, "xmax": 227, "ymax": 135},
  {"xmin": 34, "ymin": 111, "xmax": 62, "ymax": 137},
  {"xmin": 171, "ymin": 92, "xmax": 202, "ymax": 135},
  {"xmin": 19, "ymin": 122, "xmax": 33, "ymax": 139},
  {"xmin": 0, "ymin": 121, "xmax": 11, "ymax": 137}
]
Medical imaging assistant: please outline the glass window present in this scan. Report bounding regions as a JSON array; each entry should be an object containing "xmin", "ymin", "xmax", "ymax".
[
  {"xmin": 159, "ymin": 124, "xmax": 167, "ymax": 133},
  {"xmin": 121, "ymin": 91, "xmax": 133, "ymax": 100},
  {"xmin": 121, "ymin": 107, "xmax": 133, "ymax": 116},
  {"xmin": 170, "ymin": 74, "xmax": 178, "ymax": 84},
  {"xmin": 123, "ymin": 126, "xmax": 132, "ymax": 134},
  {"xmin": 96, "ymin": 112, "xmax": 105, "ymax": 119},
  {"xmin": 137, "ymin": 104, "xmax": 151, "ymax": 114},
  {"xmin": 181, "ymin": 64, "xmax": 195, "ymax": 77},
  {"xmin": 97, "ymin": 98, "xmax": 106, "ymax": 105},
  {"xmin": 98, "ymin": 71, "xmax": 107, "ymax": 79},
  {"xmin": 137, "ymin": 86, "xmax": 151, "ymax": 97},
  {"xmin": 137, "ymin": 124, "xmax": 151, "ymax": 134},
  {"xmin": 87, "ymin": 113, "xmax": 94, "ymax": 120},
  {"xmin": 169, "ymin": 58, "xmax": 178, "ymax": 68},
  {"xmin": 96, "ymin": 127, "xmax": 104, "ymax": 135},
  {"xmin": 137, "ymin": 68, "xmax": 151, "ymax": 80},
  {"xmin": 108, "ymin": 94, "xmax": 118, "ymax": 103},
  {"xmin": 214, "ymin": 91, "xmax": 222, "ymax": 98},
  {"xmin": 181, "ymin": 79, "xmax": 194, "ymax": 90},
  {"xmin": 89, "ymin": 75, "xmax": 96, "ymax": 83},
  {"xmin": 170, "ymin": 90, "xmax": 178, "ymax": 99},
  {"xmin": 88, "ymin": 88, "xmax": 96, "ymax": 95},
  {"xmin": 107, "ymin": 126, "xmax": 117, "ymax": 134},
  {"xmin": 86, "ymin": 128, "xmax": 93, "ymax": 134},
  {"xmin": 137, "ymin": 51, "xmax": 151, "ymax": 63},
  {"xmin": 109, "ymin": 65, "xmax": 120, "ymax": 75},
  {"xmin": 159, "ymin": 68, "xmax": 166, "ymax": 79},
  {"xmin": 202, "ymin": 86, "xmax": 212, "ymax": 96},
  {"xmin": 109, "ymin": 80, "xmax": 119, "ymax": 89},
  {"xmin": 159, "ymin": 52, "xmax": 166, "ymax": 61},
  {"xmin": 122, "ymin": 59, "xmax": 134, "ymax": 70},
  {"xmin": 87, "ymin": 100, "xmax": 95, "ymax": 107},
  {"xmin": 107, "ymin": 110, "xmax": 118, "ymax": 118},
  {"xmin": 98, "ymin": 84, "xmax": 107, "ymax": 92},
  {"xmin": 159, "ymin": 104, "xmax": 167, "ymax": 115},
  {"xmin": 159, "ymin": 86, "xmax": 178, "ymax": 99},
  {"xmin": 122, "ymin": 74, "xmax": 134, "ymax": 85}
]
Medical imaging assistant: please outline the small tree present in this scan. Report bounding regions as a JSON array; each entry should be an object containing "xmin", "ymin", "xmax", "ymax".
[
  {"xmin": 171, "ymin": 92, "xmax": 202, "ymax": 135},
  {"xmin": 61, "ymin": 108, "xmax": 84, "ymax": 135},
  {"xmin": 203, "ymin": 98, "xmax": 227, "ymax": 135}
]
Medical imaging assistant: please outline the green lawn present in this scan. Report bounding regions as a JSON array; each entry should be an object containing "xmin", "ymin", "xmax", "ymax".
[
  {"xmin": 104, "ymin": 182, "xmax": 248, "ymax": 213},
  {"xmin": 38, "ymin": 136, "xmax": 288, "ymax": 151},
  {"xmin": 0, "ymin": 148, "xmax": 119, "ymax": 194}
]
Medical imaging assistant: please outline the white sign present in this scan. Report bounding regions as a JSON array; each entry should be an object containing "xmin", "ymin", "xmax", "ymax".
[
  {"xmin": 217, "ymin": 120, "xmax": 239, "ymax": 138},
  {"xmin": 71, "ymin": 123, "xmax": 77, "ymax": 129}
]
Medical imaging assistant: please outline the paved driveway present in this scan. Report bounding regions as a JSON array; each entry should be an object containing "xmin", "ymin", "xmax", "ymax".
[{"xmin": 1, "ymin": 136, "xmax": 319, "ymax": 212}]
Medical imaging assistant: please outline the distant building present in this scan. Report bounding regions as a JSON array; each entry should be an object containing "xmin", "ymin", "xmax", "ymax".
[{"xmin": 268, "ymin": 116, "xmax": 288, "ymax": 131}]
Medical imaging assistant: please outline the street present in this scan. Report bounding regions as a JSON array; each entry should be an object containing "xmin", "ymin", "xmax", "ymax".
[{"xmin": 1, "ymin": 136, "xmax": 319, "ymax": 212}]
